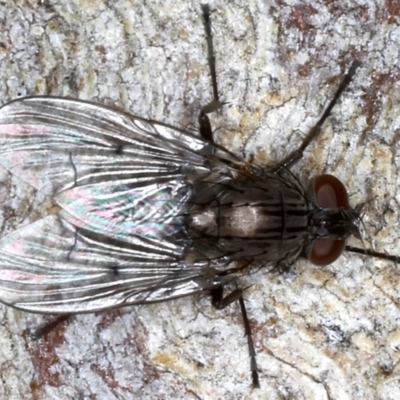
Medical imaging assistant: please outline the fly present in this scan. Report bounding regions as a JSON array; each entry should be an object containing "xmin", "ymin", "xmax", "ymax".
[{"xmin": 0, "ymin": 4, "xmax": 396, "ymax": 388}]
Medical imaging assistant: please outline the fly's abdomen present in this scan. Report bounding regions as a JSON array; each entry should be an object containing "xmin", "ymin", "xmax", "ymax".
[{"xmin": 187, "ymin": 179, "xmax": 309, "ymax": 262}]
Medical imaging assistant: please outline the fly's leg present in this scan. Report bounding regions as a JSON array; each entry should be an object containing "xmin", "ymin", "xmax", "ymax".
[
  {"xmin": 238, "ymin": 296, "xmax": 260, "ymax": 388},
  {"xmin": 211, "ymin": 287, "xmax": 260, "ymax": 388},
  {"xmin": 276, "ymin": 60, "xmax": 360, "ymax": 170},
  {"xmin": 32, "ymin": 314, "xmax": 72, "ymax": 339},
  {"xmin": 199, "ymin": 4, "xmax": 225, "ymax": 142},
  {"xmin": 201, "ymin": 4, "xmax": 219, "ymax": 107},
  {"xmin": 346, "ymin": 245, "xmax": 400, "ymax": 263},
  {"xmin": 202, "ymin": 6, "xmax": 260, "ymax": 386}
]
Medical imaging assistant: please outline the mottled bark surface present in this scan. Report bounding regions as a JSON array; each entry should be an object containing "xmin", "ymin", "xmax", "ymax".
[{"xmin": 0, "ymin": 1, "xmax": 399, "ymax": 399}]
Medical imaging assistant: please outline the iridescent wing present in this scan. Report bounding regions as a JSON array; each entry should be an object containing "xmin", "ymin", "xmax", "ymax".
[{"xmin": 0, "ymin": 97, "xmax": 240, "ymax": 313}]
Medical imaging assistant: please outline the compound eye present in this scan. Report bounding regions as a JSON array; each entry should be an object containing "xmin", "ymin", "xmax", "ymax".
[
  {"xmin": 308, "ymin": 175, "xmax": 350, "ymax": 265},
  {"xmin": 312, "ymin": 174, "xmax": 349, "ymax": 209},
  {"xmin": 308, "ymin": 238, "xmax": 346, "ymax": 266}
]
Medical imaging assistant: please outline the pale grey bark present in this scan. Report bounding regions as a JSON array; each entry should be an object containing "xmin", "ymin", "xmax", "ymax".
[{"xmin": 0, "ymin": 1, "xmax": 399, "ymax": 399}]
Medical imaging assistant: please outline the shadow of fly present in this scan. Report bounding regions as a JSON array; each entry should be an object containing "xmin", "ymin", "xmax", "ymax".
[{"xmin": 0, "ymin": 4, "xmax": 395, "ymax": 388}]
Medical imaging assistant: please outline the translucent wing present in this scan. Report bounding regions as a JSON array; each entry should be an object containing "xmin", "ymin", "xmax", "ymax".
[
  {"xmin": 0, "ymin": 215, "xmax": 238, "ymax": 313},
  {"xmin": 0, "ymin": 97, "xmax": 215, "ymax": 195},
  {"xmin": 0, "ymin": 97, "xmax": 240, "ymax": 313}
]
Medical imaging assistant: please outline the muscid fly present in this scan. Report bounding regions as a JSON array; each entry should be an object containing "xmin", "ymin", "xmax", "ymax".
[{"xmin": 0, "ymin": 5, "xmax": 395, "ymax": 388}]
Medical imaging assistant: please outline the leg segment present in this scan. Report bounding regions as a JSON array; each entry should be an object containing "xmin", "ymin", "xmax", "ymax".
[
  {"xmin": 276, "ymin": 61, "xmax": 360, "ymax": 170},
  {"xmin": 211, "ymin": 287, "xmax": 260, "ymax": 388},
  {"xmin": 199, "ymin": 4, "xmax": 225, "ymax": 142}
]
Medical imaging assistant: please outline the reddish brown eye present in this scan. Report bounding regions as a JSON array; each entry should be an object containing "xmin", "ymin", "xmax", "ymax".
[
  {"xmin": 313, "ymin": 174, "xmax": 349, "ymax": 209},
  {"xmin": 308, "ymin": 175, "xmax": 350, "ymax": 266},
  {"xmin": 308, "ymin": 238, "xmax": 346, "ymax": 266}
]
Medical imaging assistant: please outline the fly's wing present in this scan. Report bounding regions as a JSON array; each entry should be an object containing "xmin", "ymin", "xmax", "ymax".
[
  {"xmin": 0, "ymin": 97, "xmax": 214, "ymax": 195},
  {"xmin": 0, "ymin": 214, "xmax": 234, "ymax": 313},
  {"xmin": 0, "ymin": 97, "xmax": 239, "ymax": 313}
]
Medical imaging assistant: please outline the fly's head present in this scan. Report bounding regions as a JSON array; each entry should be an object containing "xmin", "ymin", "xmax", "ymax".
[
  {"xmin": 305, "ymin": 174, "xmax": 363, "ymax": 266},
  {"xmin": 312, "ymin": 206, "xmax": 363, "ymax": 240}
]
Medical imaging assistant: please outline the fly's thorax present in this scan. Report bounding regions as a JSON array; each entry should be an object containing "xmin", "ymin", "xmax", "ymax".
[{"xmin": 186, "ymin": 178, "xmax": 310, "ymax": 262}]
